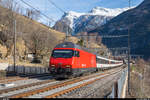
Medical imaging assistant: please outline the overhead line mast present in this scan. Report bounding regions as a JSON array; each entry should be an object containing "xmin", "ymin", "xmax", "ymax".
[{"xmin": 128, "ymin": 0, "xmax": 131, "ymax": 95}]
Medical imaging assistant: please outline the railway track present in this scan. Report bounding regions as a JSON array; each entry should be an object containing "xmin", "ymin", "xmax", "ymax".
[
  {"xmin": 0, "ymin": 79, "xmax": 55, "ymax": 94},
  {"xmin": 0, "ymin": 73, "xmax": 51, "ymax": 84},
  {"xmin": 45, "ymin": 67, "xmax": 123, "ymax": 98},
  {"xmin": 1, "ymin": 66, "xmax": 124, "ymax": 98},
  {"xmin": 0, "ymin": 77, "xmax": 29, "ymax": 84},
  {"xmin": 0, "ymin": 76, "xmax": 56, "ymax": 97}
]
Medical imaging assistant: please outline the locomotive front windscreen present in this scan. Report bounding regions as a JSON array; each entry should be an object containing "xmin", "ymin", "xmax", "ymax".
[{"xmin": 52, "ymin": 49, "xmax": 74, "ymax": 58}]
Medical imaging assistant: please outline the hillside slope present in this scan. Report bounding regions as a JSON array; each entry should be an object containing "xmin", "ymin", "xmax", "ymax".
[{"xmin": 0, "ymin": 5, "xmax": 66, "ymax": 59}]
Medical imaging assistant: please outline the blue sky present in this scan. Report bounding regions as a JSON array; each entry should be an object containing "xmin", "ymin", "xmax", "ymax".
[{"xmin": 16, "ymin": 0, "xmax": 144, "ymax": 25}]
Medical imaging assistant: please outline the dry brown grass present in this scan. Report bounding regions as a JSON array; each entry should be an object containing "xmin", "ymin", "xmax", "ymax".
[
  {"xmin": 16, "ymin": 61, "xmax": 44, "ymax": 67},
  {"xmin": 16, "ymin": 38, "xmax": 26, "ymax": 57},
  {"xmin": 16, "ymin": 14, "xmax": 65, "ymax": 41},
  {"xmin": 127, "ymin": 59, "xmax": 150, "ymax": 98},
  {"xmin": 0, "ymin": 59, "xmax": 44, "ymax": 67},
  {"xmin": 0, "ymin": 44, "xmax": 7, "ymax": 58},
  {"xmin": 66, "ymin": 36, "xmax": 79, "ymax": 44}
]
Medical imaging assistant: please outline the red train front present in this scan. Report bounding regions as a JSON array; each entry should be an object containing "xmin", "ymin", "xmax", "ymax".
[{"xmin": 49, "ymin": 42, "xmax": 97, "ymax": 78}]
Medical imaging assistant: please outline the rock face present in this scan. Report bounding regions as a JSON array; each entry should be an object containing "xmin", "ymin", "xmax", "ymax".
[
  {"xmin": 53, "ymin": 7, "xmax": 130, "ymax": 35},
  {"xmin": 89, "ymin": 0, "xmax": 150, "ymax": 59}
]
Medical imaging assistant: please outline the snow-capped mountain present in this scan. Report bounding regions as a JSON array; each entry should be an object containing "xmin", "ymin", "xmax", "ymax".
[
  {"xmin": 53, "ymin": 7, "xmax": 132, "ymax": 35},
  {"xmin": 90, "ymin": 0, "xmax": 150, "ymax": 58}
]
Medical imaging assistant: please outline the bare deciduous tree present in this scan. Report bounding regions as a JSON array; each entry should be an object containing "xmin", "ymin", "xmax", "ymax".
[
  {"xmin": 0, "ymin": 0, "xmax": 21, "ymax": 57},
  {"xmin": 26, "ymin": 8, "xmax": 41, "ymax": 20},
  {"xmin": 24, "ymin": 27, "xmax": 56, "ymax": 56}
]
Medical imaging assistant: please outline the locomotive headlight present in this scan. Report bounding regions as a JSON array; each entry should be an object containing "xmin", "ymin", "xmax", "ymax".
[
  {"xmin": 65, "ymin": 65, "xmax": 71, "ymax": 68},
  {"xmin": 51, "ymin": 64, "xmax": 55, "ymax": 67}
]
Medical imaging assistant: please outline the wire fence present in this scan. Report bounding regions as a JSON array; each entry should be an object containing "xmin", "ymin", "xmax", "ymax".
[{"xmin": 6, "ymin": 65, "xmax": 50, "ymax": 75}]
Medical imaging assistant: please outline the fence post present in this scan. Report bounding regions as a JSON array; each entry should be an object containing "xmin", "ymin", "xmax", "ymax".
[
  {"xmin": 40, "ymin": 67, "xmax": 41, "ymax": 74},
  {"xmin": 30, "ymin": 67, "xmax": 31, "ymax": 75},
  {"xmin": 44, "ymin": 68, "xmax": 46, "ymax": 73},
  {"xmin": 114, "ymin": 81, "xmax": 118, "ymax": 98},
  {"xmin": 23, "ymin": 66, "xmax": 25, "ymax": 75},
  {"xmin": 16, "ymin": 66, "xmax": 17, "ymax": 75},
  {"xmin": 35, "ymin": 67, "xmax": 37, "ymax": 74},
  {"xmin": 8, "ymin": 66, "xmax": 10, "ymax": 72}
]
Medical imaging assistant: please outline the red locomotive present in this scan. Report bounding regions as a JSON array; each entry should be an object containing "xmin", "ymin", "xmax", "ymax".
[
  {"xmin": 49, "ymin": 42, "xmax": 123, "ymax": 78},
  {"xmin": 49, "ymin": 42, "xmax": 97, "ymax": 78}
]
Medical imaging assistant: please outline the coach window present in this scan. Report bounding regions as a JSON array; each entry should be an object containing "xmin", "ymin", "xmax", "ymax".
[{"xmin": 74, "ymin": 51, "xmax": 80, "ymax": 57}]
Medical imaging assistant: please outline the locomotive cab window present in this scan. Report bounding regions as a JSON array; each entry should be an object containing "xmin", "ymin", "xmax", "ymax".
[
  {"xmin": 52, "ymin": 49, "xmax": 74, "ymax": 58},
  {"xmin": 74, "ymin": 51, "xmax": 80, "ymax": 57}
]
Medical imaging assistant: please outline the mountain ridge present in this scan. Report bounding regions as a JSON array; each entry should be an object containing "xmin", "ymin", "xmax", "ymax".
[{"xmin": 53, "ymin": 6, "xmax": 132, "ymax": 35}]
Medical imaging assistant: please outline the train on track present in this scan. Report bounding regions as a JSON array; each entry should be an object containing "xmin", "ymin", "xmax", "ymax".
[{"xmin": 49, "ymin": 42, "xmax": 123, "ymax": 78}]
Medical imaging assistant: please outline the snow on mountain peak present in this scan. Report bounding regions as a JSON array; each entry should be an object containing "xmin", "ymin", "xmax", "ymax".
[
  {"xmin": 90, "ymin": 6, "xmax": 131, "ymax": 16},
  {"xmin": 64, "ymin": 6, "xmax": 132, "ymax": 19},
  {"xmin": 66, "ymin": 11, "xmax": 85, "ymax": 18},
  {"xmin": 64, "ymin": 11, "xmax": 85, "ymax": 29}
]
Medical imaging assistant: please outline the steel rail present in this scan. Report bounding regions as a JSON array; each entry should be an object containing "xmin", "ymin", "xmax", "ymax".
[
  {"xmin": 0, "ymin": 74, "xmax": 52, "ymax": 84},
  {"xmin": 0, "ymin": 79, "xmax": 56, "ymax": 95},
  {"xmin": 0, "ymin": 77, "xmax": 29, "ymax": 84}
]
